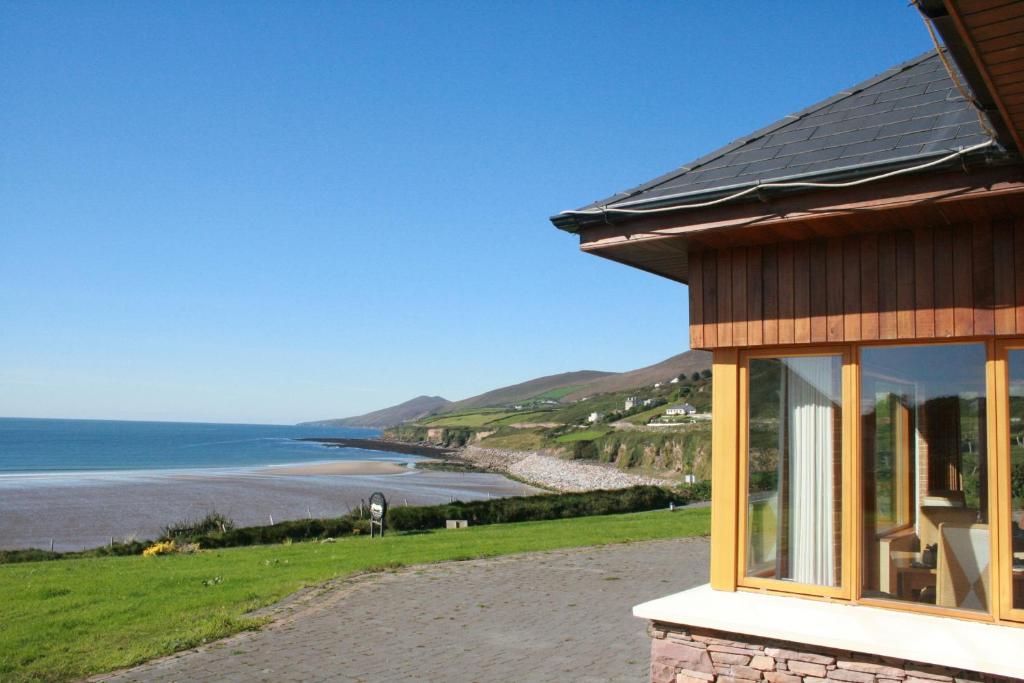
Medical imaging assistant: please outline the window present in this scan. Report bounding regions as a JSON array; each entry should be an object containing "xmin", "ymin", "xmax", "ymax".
[
  {"xmin": 743, "ymin": 353, "xmax": 844, "ymax": 591},
  {"xmin": 1004, "ymin": 349, "xmax": 1024, "ymax": 614},
  {"xmin": 733, "ymin": 340, "xmax": 1024, "ymax": 621},
  {"xmin": 860, "ymin": 344, "xmax": 990, "ymax": 613}
]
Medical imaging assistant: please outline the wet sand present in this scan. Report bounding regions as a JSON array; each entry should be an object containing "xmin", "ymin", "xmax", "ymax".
[
  {"xmin": 297, "ymin": 437, "xmax": 456, "ymax": 458},
  {"xmin": 262, "ymin": 460, "xmax": 409, "ymax": 476},
  {"xmin": 0, "ymin": 466, "xmax": 540, "ymax": 552}
]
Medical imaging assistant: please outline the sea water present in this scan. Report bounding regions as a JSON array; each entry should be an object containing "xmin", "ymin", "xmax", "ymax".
[
  {"xmin": 0, "ymin": 417, "xmax": 384, "ymax": 478},
  {"xmin": 0, "ymin": 418, "xmax": 538, "ymax": 550}
]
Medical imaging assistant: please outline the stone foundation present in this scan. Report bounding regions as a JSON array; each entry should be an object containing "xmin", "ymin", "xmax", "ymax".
[{"xmin": 647, "ymin": 621, "xmax": 1015, "ymax": 683}]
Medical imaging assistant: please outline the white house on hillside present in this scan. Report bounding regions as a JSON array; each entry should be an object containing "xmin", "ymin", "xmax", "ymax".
[{"xmin": 664, "ymin": 403, "xmax": 696, "ymax": 416}]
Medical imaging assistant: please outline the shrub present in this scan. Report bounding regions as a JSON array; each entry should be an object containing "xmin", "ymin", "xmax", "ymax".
[
  {"xmin": 162, "ymin": 511, "xmax": 235, "ymax": 540},
  {"xmin": 570, "ymin": 440, "xmax": 598, "ymax": 460},
  {"xmin": 682, "ymin": 480, "xmax": 711, "ymax": 501},
  {"xmin": 0, "ymin": 549, "xmax": 62, "ymax": 564},
  {"xmin": 184, "ymin": 516, "xmax": 356, "ymax": 549},
  {"xmin": 385, "ymin": 485, "xmax": 687, "ymax": 531},
  {"xmin": 142, "ymin": 541, "xmax": 177, "ymax": 557}
]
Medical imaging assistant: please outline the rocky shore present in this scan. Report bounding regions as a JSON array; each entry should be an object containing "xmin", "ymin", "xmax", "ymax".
[
  {"xmin": 300, "ymin": 436, "xmax": 677, "ymax": 492},
  {"xmin": 297, "ymin": 437, "xmax": 457, "ymax": 458},
  {"xmin": 457, "ymin": 445, "xmax": 676, "ymax": 492}
]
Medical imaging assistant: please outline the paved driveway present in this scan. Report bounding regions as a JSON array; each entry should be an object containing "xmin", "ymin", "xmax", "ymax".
[{"xmin": 98, "ymin": 537, "xmax": 709, "ymax": 683}]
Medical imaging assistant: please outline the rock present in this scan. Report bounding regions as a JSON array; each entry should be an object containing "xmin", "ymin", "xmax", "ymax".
[
  {"xmin": 652, "ymin": 639, "xmax": 714, "ymax": 675},
  {"xmin": 711, "ymin": 652, "xmax": 753, "ymax": 666},
  {"xmin": 827, "ymin": 669, "xmax": 877, "ymax": 683},
  {"xmin": 457, "ymin": 446, "xmax": 676, "ymax": 491},
  {"xmin": 836, "ymin": 661, "xmax": 905, "ymax": 679},
  {"xmin": 788, "ymin": 661, "xmax": 828, "ymax": 677},
  {"xmin": 765, "ymin": 649, "xmax": 836, "ymax": 666}
]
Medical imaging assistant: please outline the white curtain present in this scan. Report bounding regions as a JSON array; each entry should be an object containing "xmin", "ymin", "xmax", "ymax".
[{"xmin": 781, "ymin": 357, "xmax": 837, "ymax": 586}]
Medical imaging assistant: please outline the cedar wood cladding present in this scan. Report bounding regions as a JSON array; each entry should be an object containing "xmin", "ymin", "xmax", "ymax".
[{"xmin": 688, "ymin": 219, "xmax": 1024, "ymax": 350}]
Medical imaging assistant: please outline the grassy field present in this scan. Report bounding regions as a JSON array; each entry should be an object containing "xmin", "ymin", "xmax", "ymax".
[
  {"xmin": 489, "ymin": 410, "xmax": 555, "ymax": 426},
  {"xmin": 419, "ymin": 410, "xmax": 515, "ymax": 427},
  {"xmin": 0, "ymin": 508, "xmax": 709, "ymax": 682},
  {"xmin": 554, "ymin": 428, "xmax": 611, "ymax": 443},
  {"xmin": 625, "ymin": 405, "xmax": 670, "ymax": 425},
  {"xmin": 530, "ymin": 384, "xmax": 586, "ymax": 401},
  {"xmin": 478, "ymin": 428, "xmax": 547, "ymax": 450}
]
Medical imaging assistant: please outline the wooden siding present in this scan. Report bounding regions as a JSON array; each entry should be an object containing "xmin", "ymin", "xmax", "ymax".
[{"xmin": 689, "ymin": 219, "xmax": 1024, "ymax": 350}]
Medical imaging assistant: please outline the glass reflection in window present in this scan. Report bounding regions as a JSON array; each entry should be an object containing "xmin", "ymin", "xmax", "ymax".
[{"xmin": 861, "ymin": 343, "xmax": 989, "ymax": 612}]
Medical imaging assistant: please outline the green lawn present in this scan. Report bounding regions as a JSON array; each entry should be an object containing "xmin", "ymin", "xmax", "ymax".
[{"xmin": 0, "ymin": 508, "xmax": 709, "ymax": 682}]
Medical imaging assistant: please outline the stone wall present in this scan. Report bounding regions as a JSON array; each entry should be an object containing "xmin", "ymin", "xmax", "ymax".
[{"xmin": 647, "ymin": 621, "xmax": 1014, "ymax": 683}]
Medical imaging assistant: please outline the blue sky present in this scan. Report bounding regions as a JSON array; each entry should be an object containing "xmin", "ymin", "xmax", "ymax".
[{"xmin": 0, "ymin": 2, "xmax": 934, "ymax": 424}]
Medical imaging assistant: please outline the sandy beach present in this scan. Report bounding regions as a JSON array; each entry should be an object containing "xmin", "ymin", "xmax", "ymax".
[
  {"xmin": 0, "ymin": 464, "xmax": 539, "ymax": 552},
  {"xmin": 261, "ymin": 460, "xmax": 410, "ymax": 476}
]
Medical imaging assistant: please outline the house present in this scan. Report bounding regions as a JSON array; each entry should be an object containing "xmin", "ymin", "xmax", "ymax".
[
  {"xmin": 550, "ymin": 4, "xmax": 1024, "ymax": 681},
  {"xmin": 669, "ymin": 377, "xmax": 680, "ymax": 384},
  {"xmin": 664, "ymin": 403, "xmax": 696, "ymax": 417},
  {"xmin": 587, "ymin": 411, "xmax": 604, "ymax": 424},
  {"xmin": 625, "ymin": 396, "xmax": 639, "ymax": 410}
]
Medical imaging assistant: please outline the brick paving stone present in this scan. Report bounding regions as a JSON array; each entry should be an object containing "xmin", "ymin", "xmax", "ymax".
[{"xmin": 94, "ymin": 537, "xmax": 709, "ymax": 683}]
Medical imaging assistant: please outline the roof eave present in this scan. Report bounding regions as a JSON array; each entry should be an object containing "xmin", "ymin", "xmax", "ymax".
[
  {"xmin": 549, "ymin": 143, "xmax": 1011, "ymax": 234},
  {"xmin": 917, "ymin": 0, "xmax": 1021, "ymax": 153}
]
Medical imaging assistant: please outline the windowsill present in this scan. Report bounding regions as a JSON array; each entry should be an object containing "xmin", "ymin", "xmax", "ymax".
[{"xmin": 633, "ymin": 584, "xmax": 1024, "ymax": 680}]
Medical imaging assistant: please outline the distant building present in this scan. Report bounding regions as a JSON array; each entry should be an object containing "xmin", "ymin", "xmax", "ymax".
[
  {"xmin": 587, "ymin": 411, "xmax": 604, "ymax": 423},
  {"xmin": 669, "ymin": 377, "xmax": 679, "ymax": 384},
  {"xmin": 664, "ymin": 402, "xmax": 696, "ymax": 416},
  {"xmin": 653, "ymin": 382, "xmax": 661, "ymax": 388},
  {"xmin": 624, "ymin": 396, "xmax": 639, "ymax": 410},
  {"xmin": 642, "ymin": 398, "xmax": 657, "ymax": 407}
]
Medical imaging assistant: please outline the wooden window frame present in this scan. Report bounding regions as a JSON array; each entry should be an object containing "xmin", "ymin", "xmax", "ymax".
[
  {"xmin": 993, "ymin": 340, "xmax": 1024, "ymax": 624},
  {"xmin": 730, "ymin": 338, "xmax": 1024, "ymax": 625},
  {"xmin": 736, "ymin": 345, "xmax": 854, "ymax": 600},
  {"xmin": 852, "ymin": 339, "xmax": 1001, "ymax": 624}
]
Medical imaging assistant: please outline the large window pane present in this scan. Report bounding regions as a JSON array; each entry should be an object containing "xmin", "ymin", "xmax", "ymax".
[
  {"xmin": 1007, "ymin": 350, "xmax": 1024, "ymax": 611},
  {"xmin": 747, "ymin": 355, "xmax": 842, "ymax": 587},
  {"xmin": 861, "ymin": 343, "xmax": 989, "ymax": 613}
]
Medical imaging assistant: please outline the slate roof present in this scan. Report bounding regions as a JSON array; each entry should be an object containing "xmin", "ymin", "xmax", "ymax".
[{"xmin": 553, "ymin": 51, "xmax": 1004, "ymax": 231}]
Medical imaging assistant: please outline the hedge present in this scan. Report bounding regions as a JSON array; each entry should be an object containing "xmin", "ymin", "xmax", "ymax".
[
  {"xmin": 0, "ymin": 484, "xmax": 710, "ymax": 564},
  {"xmin": 385, "ymin": 485, "xmax": 692, "ymax": 531}
]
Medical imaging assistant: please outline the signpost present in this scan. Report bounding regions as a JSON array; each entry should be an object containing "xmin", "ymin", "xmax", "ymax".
[{"xmin": 369, "ymin": 491, "xmax": 387, "ymax": 538}]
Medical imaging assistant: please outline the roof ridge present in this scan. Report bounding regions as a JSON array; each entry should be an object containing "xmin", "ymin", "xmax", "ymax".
[{"xmin": 597, "ymin": 50, "xmax": 945, "ymax": 209}]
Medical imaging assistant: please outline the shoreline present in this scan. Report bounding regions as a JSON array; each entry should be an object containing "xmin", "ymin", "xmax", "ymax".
[
  {"xmin": 0, "ymin": 463, "xmax": 539, "ymax": 551},
  {"xmin": 299, "ymin": 437, "xmax": 680, "ymax": 492},
  {"xmin": 296, "ymin": 437, "xmax": 458, "ymax": 459},
  {"xmin": 260, "ymin": 460, "xmax": 409, "ymax": 476}
]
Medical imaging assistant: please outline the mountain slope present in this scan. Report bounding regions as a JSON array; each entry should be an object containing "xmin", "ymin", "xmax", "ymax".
[
  {"xmin": 560, "ymin": 350, "xmax": 711, "ymax": 401},
  {"xmin": 298, "ymin": 350, "xmax": 713, "ymax": 428},
  {"xmin": 445, "ymin": 370, "xmax": 613, "ymax": 413},
  {"xmin": 300, "ymin": 395, "xmax": 452, "ymax": 428}
]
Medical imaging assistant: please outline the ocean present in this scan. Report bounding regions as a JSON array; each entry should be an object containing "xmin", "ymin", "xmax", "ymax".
[
  {"xmin": 0, "ymin": 417, "xmax": 385, "ymax": 477},
  {"xmin": 0, "ymin": 417, "xmax": 538, "ymax": 550}
]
